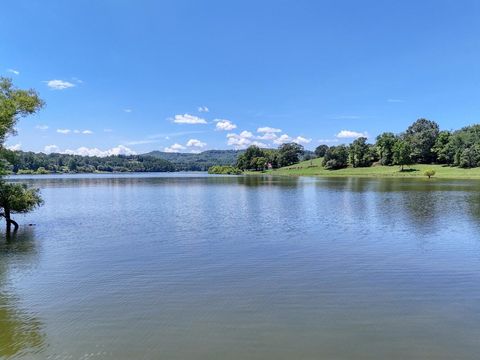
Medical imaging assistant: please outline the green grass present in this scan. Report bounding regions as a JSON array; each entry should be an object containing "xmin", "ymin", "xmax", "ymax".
[{"xmin": 258, "ymin": 157, "xmax": 480, "ymax": 179}]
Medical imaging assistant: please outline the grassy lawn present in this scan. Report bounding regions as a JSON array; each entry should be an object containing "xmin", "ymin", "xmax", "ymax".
[{"xmin": 257, "ymin": 157, "xmax": 480, "ymax": 179}]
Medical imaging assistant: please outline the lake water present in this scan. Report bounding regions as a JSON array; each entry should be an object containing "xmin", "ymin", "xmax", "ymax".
[{"xmin": 1, "ymin": 173, "xmax": 480, "ymax": 359}]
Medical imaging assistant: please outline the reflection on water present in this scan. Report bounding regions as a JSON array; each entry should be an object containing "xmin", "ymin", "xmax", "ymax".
[
  {"xmin": 0, "ymin": 230, "xmax": 45, "ymax": 358},
  {"xmin": 1, "ymin": 173, "xmax": 480, "ymax": 359}
]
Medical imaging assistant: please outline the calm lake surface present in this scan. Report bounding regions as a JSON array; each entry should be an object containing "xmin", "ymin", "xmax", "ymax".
[{"xmin": 1, "ymin": 173, "xmax": 480, "ymax": 359}]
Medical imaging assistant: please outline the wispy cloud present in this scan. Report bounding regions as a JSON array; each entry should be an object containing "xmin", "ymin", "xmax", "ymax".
[
  {"xmin": 318, "ymin": 138, "xmax": 339, "ymax": 144},
  {"xmin": 7, "ymin": 69, "xmax": 19, "ymax": 75},
  {"xmin": 215, "ymin": 119, "xmax": 237, "ymax": 131},
  {"xmin": 198, "ymin": 106, "xmax": 209, "ymax": 113},
  {"xmin": 57, "ymin": 129, "xmax": 71, "ymax": 134},
  {"xmin": 387, "ymin": 98, "xmax": 404, "ymax": 103},
  {"xmin": 45, "ymin": 79, "xmax": 75, "ymax": 90},
  {"xmin": 36, "ymin": 124, "xmax": 49, "ymax": 130},
  {"xmin": 172, "ymin": 114, "xmax": 207, "ymax": 124},
  {"xmin": 124, "ymin": 109, "xmax": 132, "ymax": 113},
  {"xmin": 57, "ymin": 128, "xmax": 93, "ymax": 135},
  {"xmin": 336, "ymin": 130, "xmax": 368, "ymax": 139}
]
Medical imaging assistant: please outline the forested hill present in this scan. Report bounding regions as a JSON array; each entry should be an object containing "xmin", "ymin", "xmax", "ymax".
[
  {"xmin": 2, "ymin": 148, "xmax": 312, "ymax": 174},
  {"xmin": 144, "ymin": 150, "xmax": 243, "ymax": 171},
  {"xmin": 0, "ymin": 149, "xmax": 244, "ymax": 174},
  {"xmin": 2, "ymin": 151, "xmax": 176, "ymax": 174}
]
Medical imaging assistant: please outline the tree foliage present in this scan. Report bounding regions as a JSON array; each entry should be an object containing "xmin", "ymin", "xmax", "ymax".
[
  {"xmin": 348, "ymin": 137, "xmax": 373, "ymax": 167},
  {"xmin": 277, "ymin": 143, "xmax": 304, "ymax": 167},
  {"xmin": 0, "ymin": 78, "xmax": 44, "ymax": 144},
  {"xmin": 0, "ymin": 78, "xmax": 45, "ymax": 232},
  {"xmin": 375, "ymin": 132, "xmax": 397, "ymax": 165},
  {"xmin": 393, "ymin": 140, "xmax": 413, "ymax": 170},
  {"xmin": 314, "ymin": 144, "xmax": 329, "ymax": 158},
  {"xmin": 404, "ymin": 118, "xmax": 439, "ymax": 163},
  {"xmin": 0, "ymin": 182, "xmax": 43, "ymax": 232},
  {"xmin": 323, "ymin": 145, "xmax": 348, "ymax": 169}
]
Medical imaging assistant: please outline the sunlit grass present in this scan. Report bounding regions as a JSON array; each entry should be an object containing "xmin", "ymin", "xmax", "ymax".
[{"xmin": 260, "ymin": 157, "xmax": 480, "ymax": 179}]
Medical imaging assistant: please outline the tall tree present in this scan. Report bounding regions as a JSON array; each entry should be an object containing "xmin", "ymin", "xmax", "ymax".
[
  {"xmin": 404, "ymin": 118, "xmax": 440, "ymax": 163},
  {"xmin": 277, "ymin": 143, "xmax": 304, "ymax": 167},
  {"xmin": 314, "ymin": 144, "xmax": 329, "ymax": 158},
  {"xmin": 348, "ymin": 137, "xmax": 372, "ymax": 167},
  {"xmin": 0, "ymin": 78, "xmax": 44, "ymax": 233},
  {"xmin": 323, "ymin": 145, "xmax": 349, "ymax": 170},
  {"xmin": 375, "ymin": 132, "xmax": 397, "ymax": 165},
  {"xmin": 393, "ymin": 140, "xmax": 413, "ymax": 170}
]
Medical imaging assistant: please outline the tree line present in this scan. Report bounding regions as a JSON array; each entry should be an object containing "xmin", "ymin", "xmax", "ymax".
[
  {"xmin": 316, "ymin": 118, "xmax": 480, "ymax": 170},
  {"xmin": 2, "ymin": 150, "xmax": 175, "ymax": 174}
]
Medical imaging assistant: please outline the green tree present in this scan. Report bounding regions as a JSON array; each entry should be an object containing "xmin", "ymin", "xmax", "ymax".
[
  {"xmin": 322, "ymin": 145, "xmax": 349, "ymax": 170},
  {"xmin": 0, "ymin": 78, "xmax": 44, "ymax": 144},
  {"xmin": 0, "ymin": 78, "xmax": 44, "ymax": 233},
  {"xmin": 314, "ymin": 144, "xmax": 329, "ymax": 158},
  {"xmin": 424, "ymin": 169, "xmax": 436, "ymax": 179},
  {"xmin": 393, "ymin": 140, "xmax": 413, "ymax": 170},
  {"xmin": 348, "ymin": 137, "xmax": 372, "ymax": 167},
  {"xmin": 375, "ymin": 132, "xmax": 397, "ymax": 165},
  {"xmin": 0, "ymin": 182, "xmax": 43, "ymax": 233},
  {"xmin": 236, "ymin": 145, "xmax": 266, "ymax": 170},
  {"xmin": 404, "ymin": 118, "xmax": 440, "ymax": 163},
  {"xmin": 432, "ymin": 130, "xmax": 452, "ymax": 164},
  {"xmin": 278, "ymin": 143, "xmax": 304, "ymax": 167},
  {"xmin": 252, "ymin": 156, "xmax": 268, "ymax": 171}
]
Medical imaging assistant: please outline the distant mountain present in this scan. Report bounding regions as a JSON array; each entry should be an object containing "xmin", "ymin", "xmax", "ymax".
[{"xmin": 144, "ymin": 150, "xmax": 244, "ymax": 171}]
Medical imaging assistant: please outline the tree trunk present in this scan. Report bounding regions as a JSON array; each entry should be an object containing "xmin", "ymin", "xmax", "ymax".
[{"xmin": 4, "ymin": 209, "xmax": 18, "ymax": 233}]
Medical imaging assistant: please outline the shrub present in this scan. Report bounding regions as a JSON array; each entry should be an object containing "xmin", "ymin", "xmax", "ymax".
[{"xmin": 424, "ymin": 169, "xmax": 436, "ymax": 178}]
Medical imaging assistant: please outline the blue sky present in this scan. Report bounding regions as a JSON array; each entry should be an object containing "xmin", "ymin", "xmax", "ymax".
[{"xmin": 2, "ymin": 0, "xmax": 480, "ymax": 155}]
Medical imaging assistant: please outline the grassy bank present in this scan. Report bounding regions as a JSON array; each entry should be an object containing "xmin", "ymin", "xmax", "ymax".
[{"xmin": 258, "ymin": 157, "xmax": 480, "ymax": 179}]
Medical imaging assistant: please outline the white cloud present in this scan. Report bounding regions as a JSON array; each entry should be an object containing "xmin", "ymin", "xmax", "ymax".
[
  {"xmin": 273, "ymin": 134, "xmax": 292, "ymax": 145},
  {"xmin": 44, "ymin": 144, "xmax": 135, "ymax": 157},
  {"xmin": 124, "ymin": 109, "xmax": 132, "ymax": 113},
  {"xmin": 293, "ymin": 136, "xmax": 312, "ymax": 145},
  {"xmin": 239, "ymin": 130, "xmax": 253, "ymax": 138},
  {"xmin": 186, "ymin": 139, "xmax": 207, "ymax": 148},
  {"xmin": 6, "ymin": 143, "xmax": 21, "ymax": 151},
  {"xmin": 257, "ymin": 132, "xmax": 278, "ymax": 140},
  {"xmin": 250, "ymin": 141, "xmax": 268, "ymax": 148},
  {"xmin": 44, "ymin": 145, "xmax": 60, "ymax": 154},
  {"xmin": 387, "ymin": 99, "xmax": 404, "ymax": 103},
  {"xmin": 164, "ymin": 143, "xmax": 186, "ymax": 153},
  {"xmin": 82, "ymin": 130, "xmax": 93, "ymax": 134},
  {"xmin": 46, "ymin": 79, "xmax": 75, "ymax": 90},
  {"xmin": 198, "ymin": 106, "xmax": 209, "ymax": 112},
  {"xmin": 336, "ymin": 130, "xmax": 368, "ymax": 139},
  {"xmin": 104, "ymin": 129, "xmax": 113, "ymax": 132},
  {"xmin": 7, "ymin": 69, "xmax": 19, "ymax": 75},
  {"xmin": 36, "ymin": 124, "xmax": 49, "ymax": 130},
  {"xmin": 215, "ymin": 119, "xmax": 237, "ymax": 131},
  {"xmin": 257, "ymin": 126, "xmax": 282, "ymax": 133},
  {"xmin": 172, "ymin": 114, "xmax": 207, "ymax": 124},
  {"xmin": 64, "ymin": 145, "xmax": 136, "ymax": 157},
  {"xmin": 226, "ymin": 131, "xmax": 255, "ymax": 149},
  {"xmin": 57, "ymin": 129, "xmax": 71, "ymax": 134}
]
